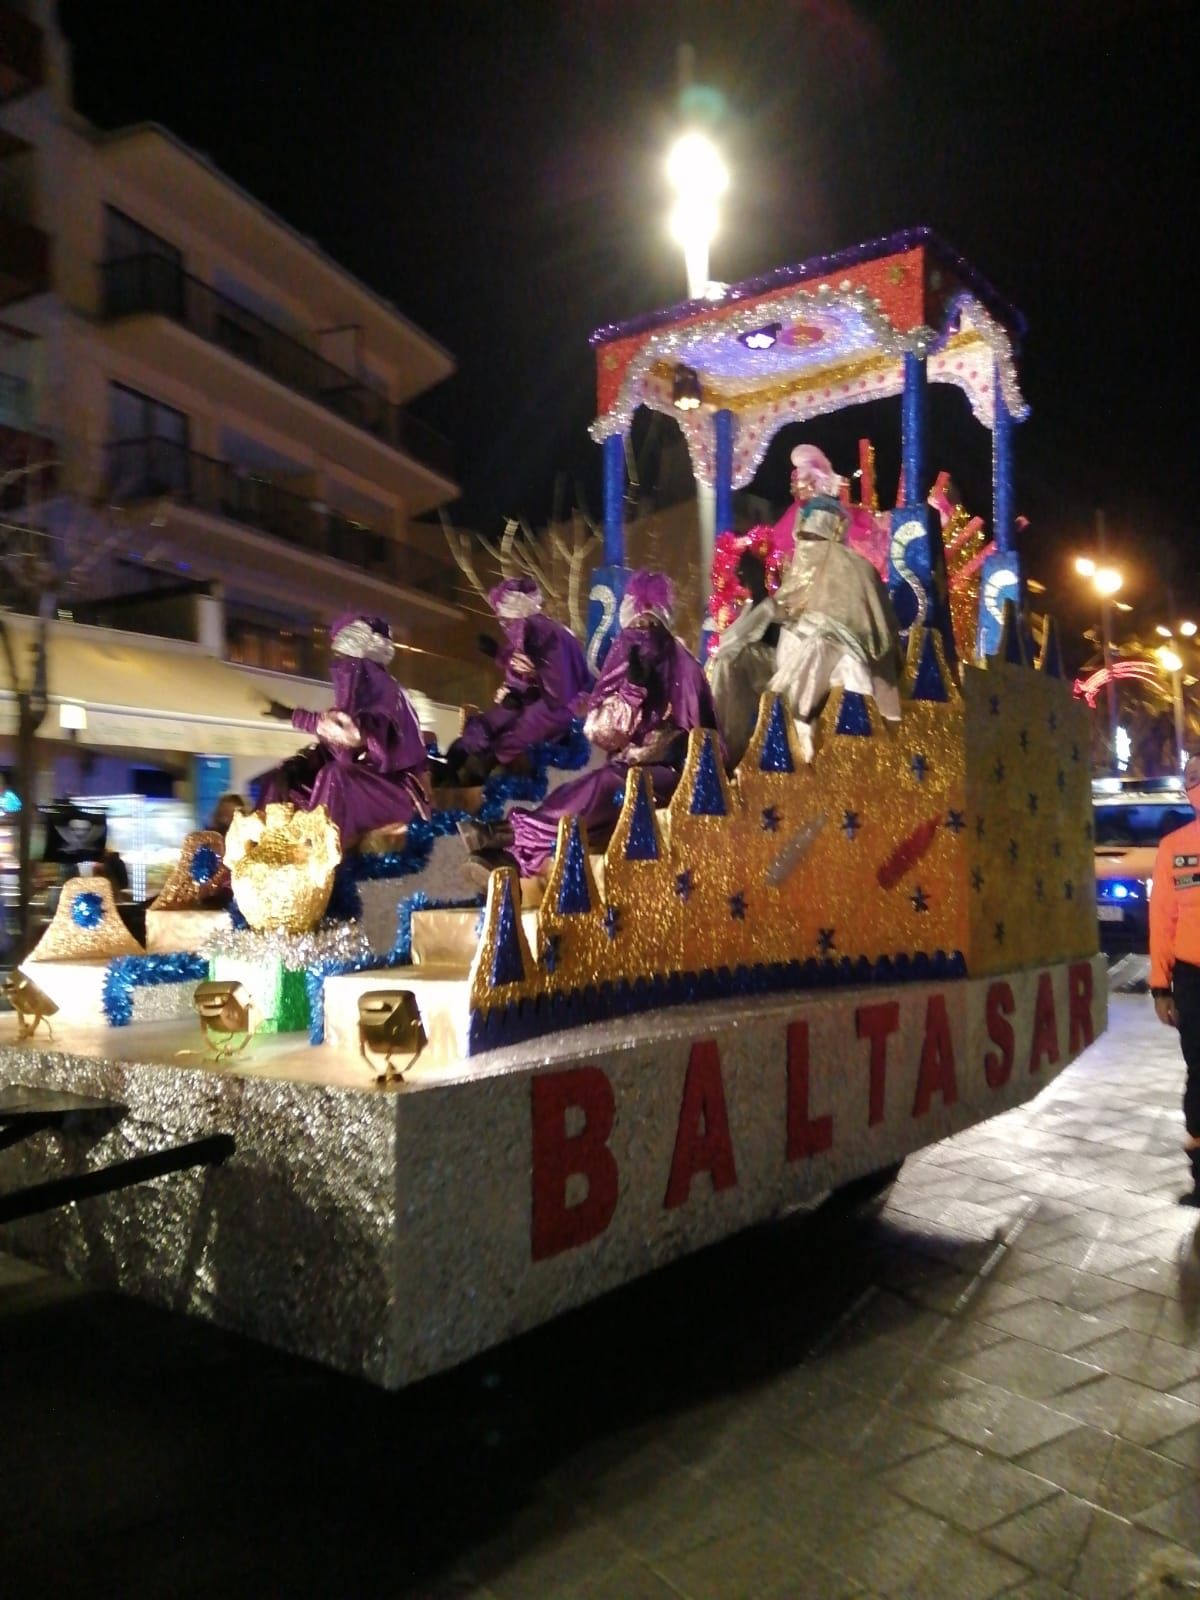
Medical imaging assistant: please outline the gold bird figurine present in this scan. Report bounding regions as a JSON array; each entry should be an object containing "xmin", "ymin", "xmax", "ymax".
[
  {"xmin": 3, "ymin": 971, "xmax": 59, "ymax": 1041},
  {"xmin": 358, "ymin": 990, "xmax": 427, "ymax": 1083}
]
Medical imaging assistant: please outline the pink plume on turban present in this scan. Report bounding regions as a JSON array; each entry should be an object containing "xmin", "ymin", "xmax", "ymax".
[
  {"xmin": 790, "ymin": 443, "xmax": 841, "ymax": 498},
  {"xmin": 619, "ymin": 569, "xmax": 674, "ymax": 628}
]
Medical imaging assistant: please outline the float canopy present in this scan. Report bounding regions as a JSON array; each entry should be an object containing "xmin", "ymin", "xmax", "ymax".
[{"xmin": 590, "ymin": 227, "xmax": 1027, "ymax": 491}]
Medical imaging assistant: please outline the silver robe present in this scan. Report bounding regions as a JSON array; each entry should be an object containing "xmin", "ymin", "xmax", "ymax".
[
  {"xmin": 769, "ymin": 538, "xmax": 903, "ymax": 725},
  {"xmin": 707, "ymin": 598, "xmax": 779, "ymax": 767}
]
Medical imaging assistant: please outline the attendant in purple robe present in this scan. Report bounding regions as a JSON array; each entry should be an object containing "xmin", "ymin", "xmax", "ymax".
[
  {"xmin": 442, "ymin": 576, "xmax": 591, "ymax": 784},
  {"xmin": 461, "ymin": 571, "xmax": 718, "ymax": 881},
  {"xmin": 257, "ymin": 612, "xmax": 429, "ymax": 847}
]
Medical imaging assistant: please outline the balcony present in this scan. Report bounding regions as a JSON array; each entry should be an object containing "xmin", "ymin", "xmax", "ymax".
[
  {"xmin": 0, "ymin": 6, "xmax": 43, "ymax": 102},
  {"xmin": 105, "ymin": 436, "xmax": 460, "ymax": 602},
  {"xmin": 100, "ymin": 256, "xmax": 454, "ymax": 482}
]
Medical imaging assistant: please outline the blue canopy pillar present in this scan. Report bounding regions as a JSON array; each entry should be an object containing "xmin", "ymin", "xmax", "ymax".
[
  {"xmin": 888, "ymin": 351, "xmax": 956, "ymax": 666},
  {"xmin": 977, "ymin": 371, "xmax": 1022, "ymax": 658},
  {"xmin": 587, "ymin": 431, "xmax": 631, "ymax": 673},
  {"xmin": 714, "ymin": 408, "xmax": 734, "ymax": 536}
]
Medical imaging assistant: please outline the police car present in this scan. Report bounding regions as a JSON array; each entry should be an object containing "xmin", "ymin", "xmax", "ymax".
[{"xmin": 1093, "ymin": 777, "xmax": 1194, "ymax": 952}]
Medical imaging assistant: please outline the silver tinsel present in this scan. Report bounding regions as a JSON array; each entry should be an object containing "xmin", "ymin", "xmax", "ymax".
[{"xmin": 202, "ymin": 922, "xmax": 373, "ymax": 968}]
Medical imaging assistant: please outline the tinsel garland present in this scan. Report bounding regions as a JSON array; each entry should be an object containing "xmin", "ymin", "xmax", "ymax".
[
  {"xmin": 306, "ymin": 891, "xmax": 484, "ymax": 1044},
  {"xmin": 102, "ymin": 952, "xmax": 209, "ymax": 1027},
  {"xmin": 203, "ymin": 922, "xmax": 373, "ymax": 968},
  {"xmin": 71, "ymin": 891, "xmax": 105, "ymax": 929}
]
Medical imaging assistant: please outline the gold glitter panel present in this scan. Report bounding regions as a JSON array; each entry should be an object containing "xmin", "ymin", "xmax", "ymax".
[
  {"xmin": 28, "ymin": 877, "xmax": 142, "ymax": 961},
  {"xmin": 470, "ymin": 626, "xmax": 1097, "ymax": 1021}
]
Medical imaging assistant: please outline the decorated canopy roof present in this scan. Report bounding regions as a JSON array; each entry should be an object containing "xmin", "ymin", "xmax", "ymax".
[{"xmin": 590, "ymin": 228, "xmax": 1028, "ymax": 491}]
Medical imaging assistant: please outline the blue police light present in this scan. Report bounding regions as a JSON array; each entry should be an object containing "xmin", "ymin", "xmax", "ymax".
[{"xmin": 1112, "ymin": 883, "xmax": 1129, "ymax": 900}]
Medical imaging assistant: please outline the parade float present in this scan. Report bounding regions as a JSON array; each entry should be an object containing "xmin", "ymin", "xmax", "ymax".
[{"xmin": 0, "ymin": 229, "xmax": 1105, "ymax": 1389}]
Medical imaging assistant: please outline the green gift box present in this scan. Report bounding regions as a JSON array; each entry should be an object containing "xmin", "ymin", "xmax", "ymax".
[{"xmin": 210, "ymin": 956, "xmax": 311, "ymax": 1035}]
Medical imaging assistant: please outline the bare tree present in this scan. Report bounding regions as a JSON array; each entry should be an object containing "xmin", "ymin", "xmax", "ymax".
[{"xmin": 441, "ymin": 509, "xmax": 600, "ymax": 639}]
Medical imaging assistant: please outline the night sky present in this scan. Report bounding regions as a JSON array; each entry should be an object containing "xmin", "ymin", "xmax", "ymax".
[{"xmin": 60, "ymin": 0, "xmax": 1194, "ymax": 652}]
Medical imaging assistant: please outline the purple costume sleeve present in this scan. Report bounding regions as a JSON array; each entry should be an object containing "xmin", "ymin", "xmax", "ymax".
[{"xmin": 292, "ymin": 708, "xmax": 322, "ymax": 735}]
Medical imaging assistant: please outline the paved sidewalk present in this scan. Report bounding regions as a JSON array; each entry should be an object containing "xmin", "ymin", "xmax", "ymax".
[{"xmin": 3, "ymin": 994, "xmax": 1199, "ymax": 1599}]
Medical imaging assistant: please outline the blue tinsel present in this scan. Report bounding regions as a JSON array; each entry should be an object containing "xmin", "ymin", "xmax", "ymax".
[
  {"xmin": 102, "ymin": 952, "xmax": 209, "ymax": 1027},
  {"xmin": 71, "ymin": 890, "xmax": 105, "ymax": 930}
]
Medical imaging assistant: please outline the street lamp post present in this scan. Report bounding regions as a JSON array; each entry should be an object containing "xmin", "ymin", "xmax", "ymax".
[
  {"xmin": 1153, "ymin": 619, "xmax": 1195, "ymax": 769},
  {"xmin": 665, "ymin": 128, "xmax": 729, "ymax": 598},
  {"xmin": 1075, "ymin": 555, "xmax": 1124, "ymax": 773}
]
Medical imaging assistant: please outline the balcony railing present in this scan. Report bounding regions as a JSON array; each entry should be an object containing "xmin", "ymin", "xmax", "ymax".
[
  {"xmin": 100, "ymin": 255, "xmax": 454, "ymax": 480},
  {"xmin": 106, "ymin": 437, "xmax": 461, "ymax": 600}
]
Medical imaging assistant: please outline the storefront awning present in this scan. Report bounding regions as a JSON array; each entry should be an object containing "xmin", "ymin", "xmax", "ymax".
[{"xmin": 0, "ymin": 616, "xmax": 457, "ymax": 756}]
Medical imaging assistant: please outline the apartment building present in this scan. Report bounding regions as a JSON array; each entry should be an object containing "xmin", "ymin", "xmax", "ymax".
[{"xmin": 1, "ymin": 0, "xmax": 477, "ymax": 711}]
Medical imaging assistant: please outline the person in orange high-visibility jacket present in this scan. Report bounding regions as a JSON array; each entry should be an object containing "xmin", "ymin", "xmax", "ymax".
[{"xmin": 1149, "ymin": 752, "xmax": 1200, "ymax": 1204}]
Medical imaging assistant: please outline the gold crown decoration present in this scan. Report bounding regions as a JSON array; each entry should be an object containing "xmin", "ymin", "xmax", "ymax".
[
  {"xmin": 467, "ymin": 615, "xmax": 1097, "ymax": 1051},
  {"xmin": 152, "ymin": 831, "xmax": 229, "ymax": 911},
  {"xmin": 225, "ymin": 803, "xmax": 342, "ymax": 933},
  {"xmin": 28, "ymin": 876, "xmax": 143, "ymax": 962}
]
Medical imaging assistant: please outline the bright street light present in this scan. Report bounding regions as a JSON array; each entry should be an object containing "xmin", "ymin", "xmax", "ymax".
[
  {"xmin": 1159, "ymin": 647, "xmax": 1183, "ymax": 674},
  {"xmin": 666, "ymin": 130, "xmax": 728, "ymax": 299},
  {"xmin": 1093, "ymin": 566, "xmax": 1123, "ymax": 597},
  {"xmin": 1156, "ymin": 624, "xmax": 1174, "ymax": 638},
  {"xmin": 1074, "ymin": 556, "xmax": 1096, "ymax": 578},
  {"xmin": 1181, "ymin": 620, "xmax": 1198, "ymax": 637}
]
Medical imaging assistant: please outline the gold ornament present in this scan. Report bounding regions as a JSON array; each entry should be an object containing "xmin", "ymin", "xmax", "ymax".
[
  {"xmin": 4, "ymin": 971, "xmax": 59, "ymax": 1040},
  {"xmin": 152, "ymin": 831, "xmax": 228, "ymax": 911},
  {"xmin": 28, "ymin": 877, "xmax": 142, "ymax": 962},
  {"xmin": 191, "ymin": 980, "xmax": 255, "ymax": 1062},
  {"xmin": 225, "ymin": 804, "xmax": 342, "ymax": 933}
]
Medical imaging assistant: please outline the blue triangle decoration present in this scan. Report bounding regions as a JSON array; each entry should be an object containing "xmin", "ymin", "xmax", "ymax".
[
  {"xmin": 835, "ymin": 692, "xmax": 872, "ymax": 736},
  {"xmin": 758, "ymin": 697, "xmax": 795, "ymax": 773},
  {"xmin": 689, "ymin": 733, "xmax": 727, "ymax": 816},
  {"xmin": 1039, "ymin": 618, "xmax": 1064, "ymax": 679},
  {"xmin": 912, "ymin": 630, "xmax": 949, "ymax": 702},
  {"xmin": 623, "ymin": 773, "xmax": 660, "ymax": 860},
  {"xmin": 489, "ymin": 875, "xmax": 526, "ymax": 987},
  {"xmin": 556, "ymin": 816, "xmax": 593, "ymax": 914}
]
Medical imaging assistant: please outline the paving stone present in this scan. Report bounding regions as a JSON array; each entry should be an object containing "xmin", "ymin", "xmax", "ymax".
[
  {"xmin": 1069, "ymin": 1506, "xmax": 1191, "ymax": 1597},
  {"xmin": 973, "ymin": 1299, "xmax": 1121, "ymax": 1354},
  {"xmin": 1116, "ymin": 1388, "xmax": 1200, "ymax": 1450},
  {"xmin": 923, "ymin": 1384, "xmax": 1079, "ymax": 1459},
  {"xmin": 1134, "ymin": 1485, "xmax": 1200, "ymax": 1554},
  {"xmin": 652, "ymin": 1520, "xmax": 864, "ymax": 1600},
  {"xmin": 877, "ymin": 1439, "xmax": 1058, "ymax": 1532},
  {"xmin": 945, "ymin": 1337, "xmax": 1103, "ymax": 1402},
  {"xmin": 1079, "ymin": 1327, "xmax": 1200, "ymax": 1392},
  {"xmin": 980, "ymin": 1491, "xmax": 1095, "ymax": 1585}
]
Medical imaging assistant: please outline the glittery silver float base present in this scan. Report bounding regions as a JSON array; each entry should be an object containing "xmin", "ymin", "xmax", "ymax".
[{"xmin": 0, "ymin": 955, "xmax": 1106, "ymax": 1388}]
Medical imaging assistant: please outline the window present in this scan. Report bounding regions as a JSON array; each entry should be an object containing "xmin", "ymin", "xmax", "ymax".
[
  {"xmin": 107, "ymin": 383, "xmax": 190, "ymax": 498},
  {"xmin": 103, "ymin": 207, "xmax": 181, "ymax": 269},
  {"xmin": 103, "ymin": 207, "xmax": 183, "ymax": 318}
]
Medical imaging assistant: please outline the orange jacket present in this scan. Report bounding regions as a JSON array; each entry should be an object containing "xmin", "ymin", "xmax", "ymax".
[{"xmin": 1149, "ymin": 817, "xmax": 1200, "ymax": 988}]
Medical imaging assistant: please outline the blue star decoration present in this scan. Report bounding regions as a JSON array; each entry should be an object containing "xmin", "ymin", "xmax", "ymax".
[
  {"xmin": 1027, "ymin": 792, "xmax": 1039, "ymax": 815},
  {"xmin": 729, "ymin": 891, "xmax": 747, "ymax": 920},
  {"xmin": 817, "ymin": 927, "xmax": 836, "ymax": 955},
  {"xmin": 994, "ymin": 759, "xmax": 1005, "ymax": 783},
  {"xmin": 611, "ymin": 786, "xmax": 626, "ymax": 809},
  {"xmin": 1048, "ymin": 710, "xmax": 1058, "ymax": 732},
  {"xmin": 541, "ymin": 934, "xmax": 561, "ymax": 973},
  {"xmin": 675, "ymin": 870, "xmax": 693, "ymax": 900},
  {"xmin": 994, "ymin": 920, "xmax": 1005, "ymax": 944},
  {"xmin": 604, "ymin": 905, "xmax": 621, "ymax": 940},
  {"xmin": 1035, "ymin": 877, "xmax": 1045, "ymax": 902},
  {"xmin": 970, "ymin": 866, "xmax": 984, "ymax": 892},
  {"xmin": 911, "ymin": 753, "xmax": 929, "ymax": 783},
  {"xmin": 945, "ymin": 809, "xmax": 966, "ymax": 835},
  {"xmin": 761, "ymin": 805, "xmax": 781, "ymax": 833},
  {"xmin": 842, "ymin": 809, "xmax": 861, "ymax": 839},
  {"xmin": 1008, "ymin": 838, "xmax": 1019, "ymax": 864},
  {"xmin": 1019, "ymin": 728, "xmax": 1029, "ymax": 752},
  {"xmin": 989, "ymin": 694, "xmax": 1001, "ymax": 716},
  {"xmin": 1063, "ymin": 880, "xmax": 1074, "ymax": 901},
  {"xmin": 910, "ymin": 885, "xmax": 930, "ymax": 913}
]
